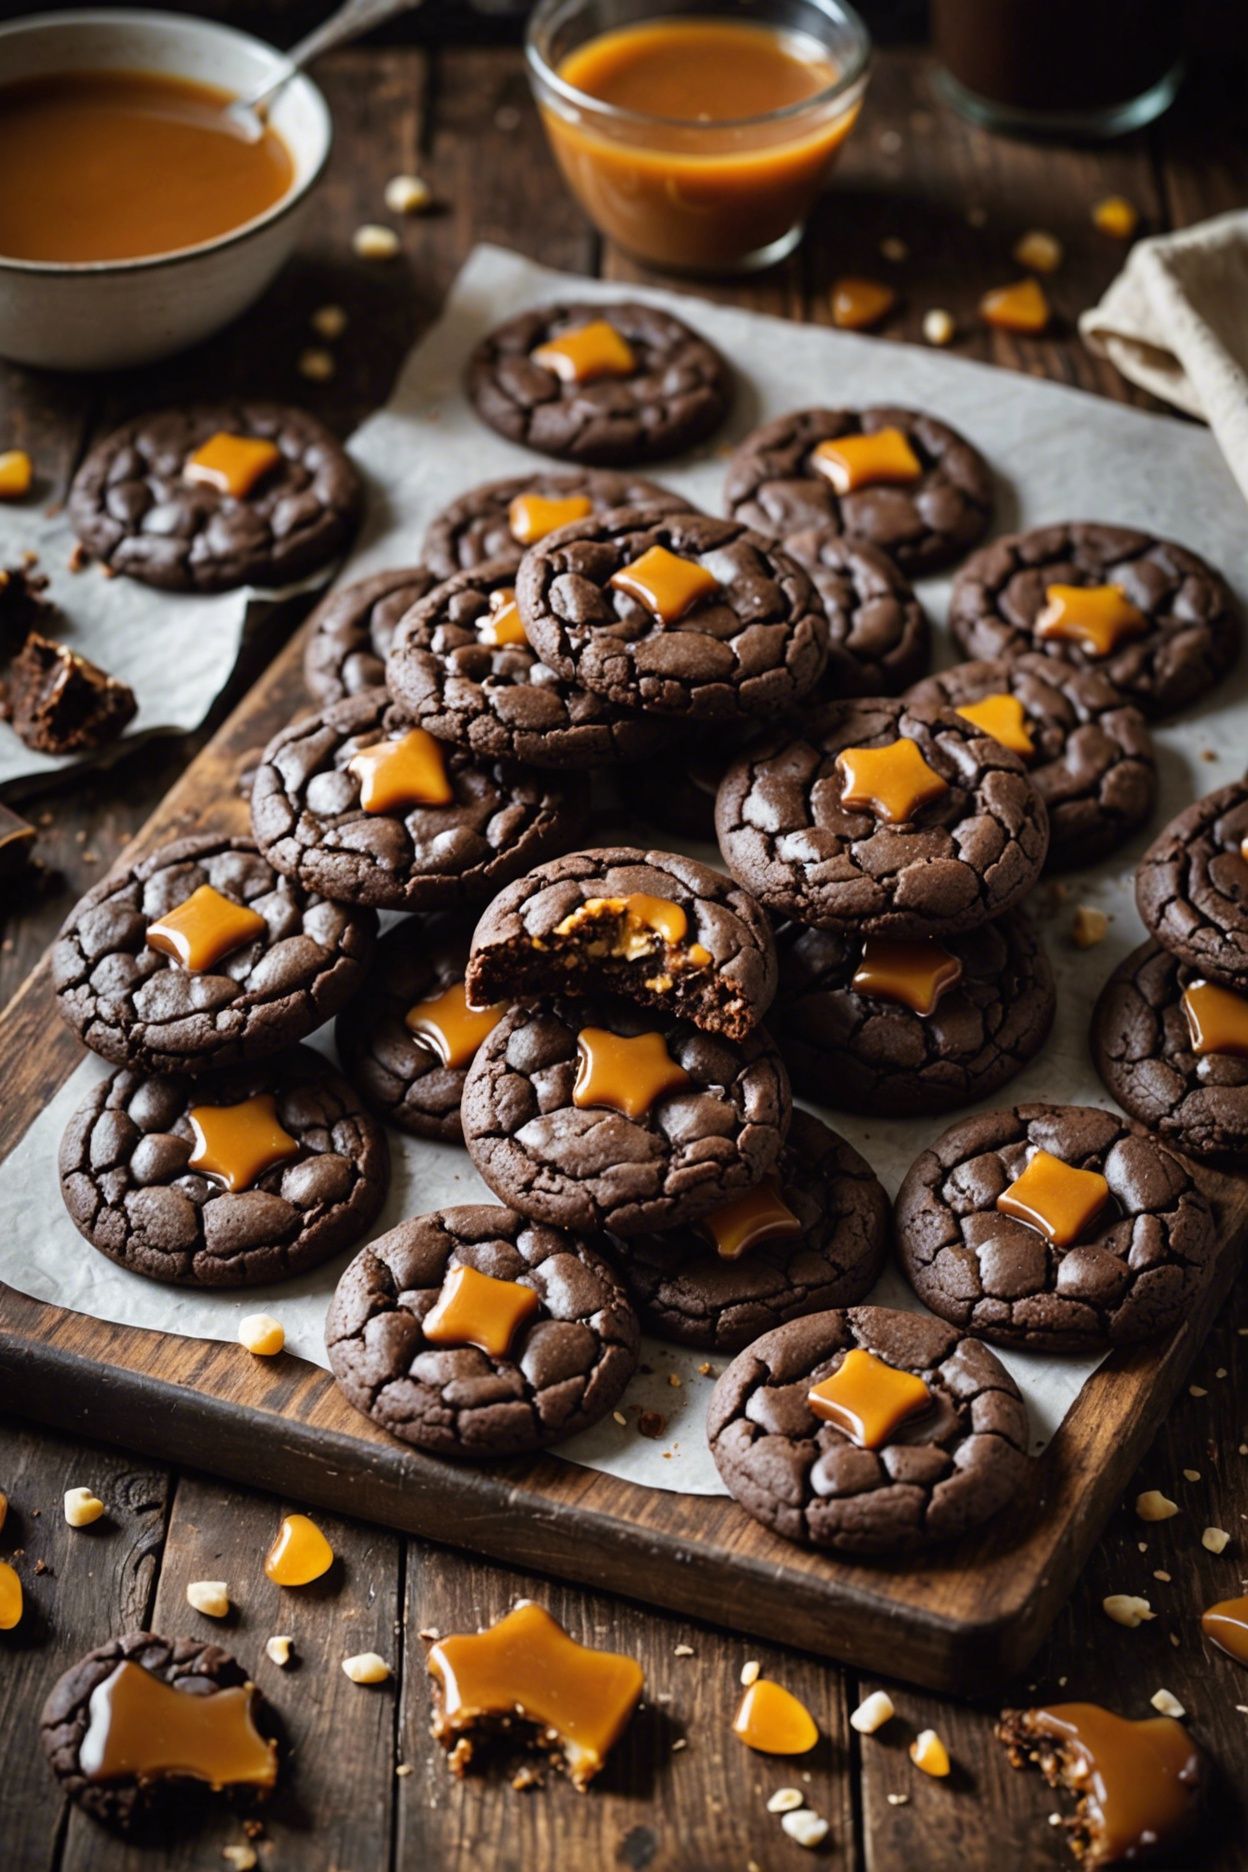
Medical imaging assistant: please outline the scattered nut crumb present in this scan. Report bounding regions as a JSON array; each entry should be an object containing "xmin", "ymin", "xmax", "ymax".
[
  {"xmin": 1103, "ymin": 1593, "xmax": 1155, "ymax": 1628},
  {"xmin": 1183, "ymin": 1468, "xmax": 1201, "ymax": 1481},
  {"xmin": 222, "ymin": 1847, "xmax": 257, "ymax": 1871},
  {"xmin": 780, "ymin": 1809, "xmax": 829, "ymax": 1849},
  {"xmin": 353, "ymin": 223, "xmax": 400, "ymax": 261},
  {"xmin": 878, "ymin": 129, "xmax": 902, "ymax": 155},
  {"xmin": 265, "ymin": 1635, "xmax": 294, "ymax": 1668},
  {"xmin": 311, "ymin": 304, "xmax": 348, "ymax": 341},
  {"xmin": 1202, "ymin": 1527, "xmax": 1230, "ymax": 1555},
  {"xmin": 298, "ymin": 347, "xmax": 336, "ymax": 383},
  {"xmin": 417, "ymin": 1626, "xmax": 439, "ymax": 1642},
  {"xmin": 1136, "ymin": 1490, "xmax": 1179, "ymax": 1522},
  {"xmin": 909, "ymin": 1728, "xmax": 951, "ymax": 1777},
  {"xmin": 62, "ymin": 1487, "xmax": 105, "ymax": 1529},
  {"xmin": 385, "ymin": 173, "xmax": 432, "ymax": 216},
  {"xmin": 1093, "ymin": 195, "xmax": 1138, "ymax": 239},
  {"xmin": 967, "ymin": 204, "xmax": 988, "ymax": 227},
  {"xmin": 612, "ymin": 1410, "xmax": 627, "ymax": 1426},
  {"xmin": 886, "ymin": 1792, "xmax": 909, "ymax": 1806},
  {"xmin": 740, "ymin": 1659, "xmax": 761, "ymax": 1686},
  {"xmin": 697, "ymin": 1361, "xmax": 714, "ymax": 1377},
  {"xmin": 670, "ymin": 1737, "xmax": 688, "ymax": 1753},
  {"xmin": 1150, "ymin": 1689, "xmax": 1186, "ymax": 1718},
  {"xmin": 880, "ymin": 236, "xmax": 909, "ymax": 263},
  {"xmin": 1190, "ymin": 1386, "xmax": 1208, "ymax": 1398},
  {"xmin": 767, "ymin": 1787, "xmax": 804, "ymax": 1813},
  {"xmin": 674, "ymin": 1643, "xmax": 694, "ymax": 1657},
  {"xmin": 667, "ymin": 1372, "xmax": 682, "ymax": 1388},
  {"xmin": 187, "ymin": 1580, "xmax": 230, "ymax": 1619},
  {"xmin": 850, "ymin": 1689, "xmax": 896, "ymax": 1735},
  {"xmin": 922, "ymin": 308, "xmax": 955, "ymax": 347},
  {"xmin": 1013, "ymin": 229, "xmax": 1064, "ymax": 273},
  {"xmin": 1153, "ymin": 1570, "xmax": 1172, "ymax": 1583},
  {"xmin": 342, "ymin": 1651, "xmax": 391, "ymax": 1684},
  {"xmin": 511, "ymin": 1763, "xmax": 543, "ymax": 1789},
  {"xmin": 1072, "ymin": 905, "xmax": 1109, "ymax": 949},
  {"xmin": 238, "ymin": 1313, "xmax": 285, "ymax": 1357},
  {"xmin": 396, "ymin": 1762, "xmax": 413, "ymax": 1777}
]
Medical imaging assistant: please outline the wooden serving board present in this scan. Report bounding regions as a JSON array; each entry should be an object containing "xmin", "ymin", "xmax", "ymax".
[{"xmin": 0, "ymin": 607, "xmax": 1243, "ymax": 1696}]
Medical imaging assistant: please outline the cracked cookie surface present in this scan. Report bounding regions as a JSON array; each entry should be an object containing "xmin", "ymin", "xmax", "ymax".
[
  {"xmin": 1135, "ymin": 781, "xmax": 1248, "ymax": 988},
  {"xmin": 303, "ymin": 565, "xmax": 439, "ymax": 704},
  {"xmin": 786, "ymin": 529, "xmax": 930, "ymax": 696},
  {"xmin": 422, "ymin": 469, "xmax": 690, "ymax": 577}
]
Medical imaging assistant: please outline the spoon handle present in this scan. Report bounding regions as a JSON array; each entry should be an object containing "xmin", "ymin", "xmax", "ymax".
[{"xmin": 240, "ymin": 0, "xmax": 425, "ymax": 113}]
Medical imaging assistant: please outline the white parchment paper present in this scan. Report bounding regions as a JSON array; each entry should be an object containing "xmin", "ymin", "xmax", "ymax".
[{"xmin": 2, "ymin": 244, "xmax": 1245, "ymax": 1496}]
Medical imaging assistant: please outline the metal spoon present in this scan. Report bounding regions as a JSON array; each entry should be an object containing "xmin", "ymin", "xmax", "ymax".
[{"xmin": 229, "ymin": 0, "xmax": 425, "ymax": 137}]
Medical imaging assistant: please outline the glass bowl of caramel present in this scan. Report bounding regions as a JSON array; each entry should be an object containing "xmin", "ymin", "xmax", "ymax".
[{"xmin": 527, "ymin": 0, "xmax": 870, "ymax": 276}]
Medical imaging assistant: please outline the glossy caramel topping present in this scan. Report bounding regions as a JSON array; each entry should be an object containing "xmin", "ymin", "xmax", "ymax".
[
  {"xmin": 1035, "ymin": 583, "xmax": 1147, "ymax": 658},
  {"xmin": 348, "ymin": 727, "xmax": 454, "ymax": 814},
  {"xmin": 554, "ymin": 892, "xmax": 692, "ymax": 962},
  {"xmin": 422, "ymin": 1262, "xmax": 540, "ymax": 1359},
  {"xmin": 955, "ymin": 692, "xmax": 1036, "ymax": 759},
  {"xmin": 573, "ymin": 1027, "xmax": 691, "ymax": 1119},
  {"xmin": 831, "ymin": 276, "xmax": 897, "ymax": 331},
  {"xmin": 428, "ymin": 1600, "xmax": 643, "ymax": 1787},
  {"xmin": 184, "ymin": 433, "xmax": 282, "ymax": 501},
  {"xmin": 698, "ymin": 1178, "xmax": 802, "ymax": 1261},
  {"xmin": 997, "ymin": 1149, "xmax": 1109, "ymax": 1248},
  {"xmin": 1182, "ymin": 979, "xmax": 1248, "ymax": 1059},
  {"xmin": 477, "ymin": 586, "xmax": 528, "ymax": 648},
  {"xmin": 810, "ymin": 427, "xmax": 922, "ymax": 495},
  {"xmin": 405, "ymin": 981, "xmax": 504, "ymax": 1071},
  {"xmin": 732, "ymin": 1678, "xmax": 819, "ymax": 1754},
  {"xmin": 187, "ymin": 1093, "xmax": 300, "ymax": 1194},
  {"xmin": 851, "ymin": 936, "xmax": 963, "ymax": 1016},
  {"xmin": 507, "ymin": 492, "xmax": 594, "ymax": 545},
  {"xmin": 1024, "ymin": 1703, "xmax": 1203, "ymax": 1864},
  {"xmin": 837, "ymin": 737, "xmax": 949, "ymax": 823},
  {"xmin": 531, "ymin": 319, "xmax": 636, "ymax": 384},
  {"xmin": 0, "ymin": 1560, "xmax": 21, "ymax": 1630},
  {"xmin": 807, "ymin": 1347, "xmax": 932, "ymax": 1448},
  {"xmin": 1201, "ymin": 1592, "xmax": 1248, "ymax": 1666},
  {"xmin": 79, "ymin": 1659, "xmax": 277, "ymax": 1789},
  {"xmin": 609, "ymin": 544, "xmax": 720, "ymax": 625},
  {"xmin": 979, "ymin": 278, "xmax": 1051, "ymax": 333},
  {"xmin": 146, "ymin": 883, "xmax": 267, "ymax": 973},
  {"xmin": 264, "ymin": 1513, "xmax": 334, "ymax": 1587}
]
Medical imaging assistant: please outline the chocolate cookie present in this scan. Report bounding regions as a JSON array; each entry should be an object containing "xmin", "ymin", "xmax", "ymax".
[
  {"xmin": 51, "ymin": 835, "xmax": 374, "ymax": 1076},
  {"xmin": 784, "ymin": 529, "xmax": 930, "ymax": 696},
  {"xmin": 68, "ymin": 402, "xmax": 361, "ymax": 593},
  {"xmin": 516, "ymin": 508, "xmax": 828, "ymax": 720},
  {"xmin": 466, "ymin": 301, "xmax": 732, "ymax": 465},
  {"xmin": 895, "ymin": 1103, "xmax": 1217, "ymax": 1351},
  {"xmin": 947, "ymin": 522, "xmax": 1240, "ymax": 719},
  {"xmin": 1136, "ymin": 782, "xmax": 1248, "ymax": 989},
  {"xmin": 619, "ymin": 1111, "xmax": 889, "ymax": 1352},
  {"xmin": 724, "ymin": 406, "xmax": 993, "ymax": 576},
  {"xmin": 384, "ymin": 558, "xmax": 672, "ymax": 769},
  {"xmin": 325, "ymin": 1204, "xmax": 639, "ymax": 1457},
  {"xmin": 465, "ymin": 846, "xmax": 778, "ymax": 1042},
  {"xmin": 770, "ymin": 910, "xmax": 1055, "ymax": 1117},
  {"xmin": 1093, "ymin": 939, "xmax": 1248, "ymax": 1162},
  {"xmin": 707, "ymin": 1305, "xmax": 1030, "ymax": 1556},
  {"xmin": 422, "ymin": 470, "xmax": 691, "ymax": 578},
  {"xmin": 250, "ymin": 688, "xmax": 586, "ymax": 912},
  {"xmin": 906, "ymin": 653, "xmax": 1156, "ymax": 871},
  {"xmin": 461, "ymin": 995, "xmax": 791, "ymax": 1239},
  {"xmin": 59, "ymin": 1047, "xmax": 388, "ymax": 1288},
  {"xmin": 631, "ymin": 727, "xmax": 751, "ymax": 844},
  {"xmin": 41, "ymin": 1631, "xmax": 278, "ymax": 1831},
  {"xmin": 303, "ymin": 565, "xmax": 439, "ymax": 705},
  {"xmin": 715, "ymin": 698, "xmax": 1049, "ymax": 938}
]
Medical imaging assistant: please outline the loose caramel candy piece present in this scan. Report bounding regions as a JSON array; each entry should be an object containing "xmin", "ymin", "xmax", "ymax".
[
  {"xmin": 422, "ymin": 1262, "xmax": 540, "ymax": 1359},
  {"xmin": 78, "ymin": 1659, "xmax": 277, "ymax": 1789},
  {"xmin": 1201, "ymin": 1592, "xmax": 1248, "ymax": 1666},
  {"xmin": 0, "ymin": 1559, "xmax": 22, "ymax": 1630},
  {"xmin": 184, "ymin": 432, "xmax": 282, "ymax": 500},
  {"xmin": 698, "ymin": 1179, "xmax": 802, "ymax": 1261},
  {"xmin": 477, "ymin": 586, "xmax": 527, "ymax": 648},
  {"xmin": 428, "ymin": 1600, "xmax": 643, "ymax": 1789},
  {"xmin": 807, "ymin": 1346, "xmax": 932, "ymax": 1448},
  {"xmin": 406, "ymin": 981, "xmax": 504, "ymax": 1070},
  {"xmin": 1035, "ymin": 583, "xmax": 1147, "ymax": 658},
  {"xmin": 810, "ymin": 427, "xmax": 922, "ymax": 495},
  {"xmin": 1017, "ymin": 1703, "xmax": 1204, "ymax": 1866},
  {"xmin": 831, "ymin": 276, "xmax": 897, "ymax": 331},
  {"xmin": 507, "ymin": 492, "xmax": 593, "ymax": 545},
  {"xmin": 1093, "ymin": 195, "xmax": 1138, "ymax": 240},
  {"xmin": 955, "ymin": 692, "xmax": 1035, "ymax": 759},
  {"xmin": 531, "ymin": 319, "xmax": 636, "ymax": 384},
  {"xmin": 572, "ymin": 1026, "xmax": 691, "ymax": 1119},
  {"xmin": 0, "ymin": 449, "xmax": 33, "ymax": 500},
  {"xmin": 837, "ymin": 737, "xmax": 949, "ymax": 824},
  {"xmin": 348, "ymin": 727, "xmax": 454, "ymax": 813},
  {"xmin": 554, "ymin": 892, "xmax": 698, "ymax": 963},
  {"xmin": 146, "ymin": 883, "xmax": 267, "ymax": 973},
  {"xmin": 609, "ymin": 545, "xmax": 719, "ymax": 625},
  {"xmin": 187, "ymin": 1093, "xmax": 300, "ymax": 1194},
  {"xmin": 996, "ymin": 1148, "xmax": 1109, "ymax": 1248},
  {"xmin": 732, "ymin": 1678, "xmax": 819, "ymax": 1755},
  {"xmin": 980, "ymin": 278, "xmax": 1050, "ymax": 334},
  {"xmin": 851, "ymin": 936, "xmax": 962, "ymax": 1016},
  {"xmin": 264, "ymin": 1512, "xmax": 334, "ymax": 1587},
  {"xmin": 1182, "ymin": 979, "xmax": 1248, "ymax": 1059}
]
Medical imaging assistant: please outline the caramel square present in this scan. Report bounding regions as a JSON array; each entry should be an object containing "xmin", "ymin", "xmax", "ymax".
[
  {"xmin": 996, "ymin": 1148, "xmax": 1110, "ymax": 1247},
  {"xmin": 348, "ymin": 727, "xmax": 454, "ymax": 814},
  {"xmin": 531, "ymin": 319, "xmax": 636, "ymax": 384},
  {"xmin": 809, "ymin": 427, "xmax": 922, "ymax": 495},
  {"xmin": 807, "ymin": 1347, "xmax": 932, "ymax": 1448},
  {"xmin": 146, "ymin": 883, "xmax": 267, "ymax": 973},
  {"xmin": 184, "ymin": 432, "xmax": 281, "ymax": 500},
  {"xmin": 609, "ymin": 545, "xmax": 719, "ymax": 625},
  {"xmin": 837, "ymin": 737, "xmax": 949, "ymax": 824}
]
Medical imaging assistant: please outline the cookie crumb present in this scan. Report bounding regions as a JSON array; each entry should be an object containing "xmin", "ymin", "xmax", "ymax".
[{"xmin": 667, "ymin": 1372, "xmax": 682, "ymax": 1388}]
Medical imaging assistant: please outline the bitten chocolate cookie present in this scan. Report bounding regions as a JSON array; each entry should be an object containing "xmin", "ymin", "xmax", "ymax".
[
  {"xmin": 51, "ymin": 834, "xmax": 374, "ymax": 1076},
  {"xmin": 895, "ymin": 1103, "xmax": 1217, "ymax": 1351},
  {"xmin": 68, "ymin": 402, "xmax": 361, "ymax": 593},
  {"xmin": 1136, "ymin": 781, "xmax": 1248, "ymax": 989},
  {"xmin": 465, "ymin": 846, "xmax": 777, "ymax": 1042},
  {"xmin": 707, "ymin": 1305, "xmax": 1029, "ymax": 1556},
  {"xmin": 250, "ymin": 689, "xmax": 586, "ymax": 912},
  {"xmin": 303, "ymin": 565, "xmax": 439, "ymax": 704},
  {"xmin": 724, "ymin": 405, "xmax": 993, "ymax": 576},
  {"xmin": 786, "ymin": 529, "xmax": 930, "ymax": 697},
  {"xmin": 325, "ymin": 1204, "xmax": 639, "ymax": 1457},
  {"xmin": 906, "ymin": 653, "xmax": 1156, "ymax": 871},
  {"xmin": 715, "ymin": 698, "xmax": 1049, "ymax": 938},
  {"xmin": 947, "ymin": 522, "xmax": 1240, "ymax": 719},
  {"xmin": 1093, "ymin": 940, "xmax": 1248, "ymax": 1162},
  {"xmin": 466, "ymin": 301, "xmax": 731, "ymax": 465},
  {"xmin": 41, "ymin": 1631, "xmax": 278, "ymax": 1831},
  {"xmin": 59, "ymin": 1047, "xmax": 388, "ymax": 1288},
  {"xmin": 422, "ymin": 470, "xmax": 691, "ymax": 578},
  {"xmin": 619, "ymin": 1111, "xmax": 889, "ymax": 1352},
  {"xmin": 461, "ymin": 995, "xmax": 791, "ymax": 1238},
  {"xmin": 516, "ymin": 507, "xmax": 828, "ymax": 720},
  {"xmin": 770, "ymin": 910, "xmax": 1055, "ymax": 1116},
  {"xmin": 385, "ymin": 558, "xmax": 672, "ymax": 769}
]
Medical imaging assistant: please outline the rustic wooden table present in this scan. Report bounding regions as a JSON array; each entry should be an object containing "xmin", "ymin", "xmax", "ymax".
[{"xmin": 1, "ymin": 34, "xmax": 1246, "ymax": 1871}]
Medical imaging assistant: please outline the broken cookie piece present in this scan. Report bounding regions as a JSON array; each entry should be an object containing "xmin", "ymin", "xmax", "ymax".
[
  {"xmin": 0, "ymin": 558, "xmax": 52, "ymax": 658},
  {"xmin": 4, "ymin": 630, "xmax": 136, "ymax": 754}
]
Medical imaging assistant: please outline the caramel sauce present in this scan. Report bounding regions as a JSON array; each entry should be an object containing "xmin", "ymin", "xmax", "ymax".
[
  {"xmin": 1201, "ymin": 1592, "xmax": 1248, "ymax": 1665},
  {"xmin": 187, "ymin": 1092, "xmax": 300, "ymax": 1194},
  {"xmin": 1182, "ymin": 979, "xmax": 1248, "ymax": 1059},
  {"xmin": 698, "ymin": 1178, "xmax": 802, "ymax": 1261},
  {"xmin": 1025, "ymin": 1703, "xmax": 1203, "ymax": 1863},
  {"xmin": 807, "ymin": 1347, "xmax": 932, "ymax": 1447},
  {"xmin": 422, "ymin": 1262, "xmax": 541, "ymax": 1359},
  {"xmin": 851, "ymin": 936, "xmax": 963, "ymax": 1016},
  {"xmin": 837, "ymin": 737, "xmax": 949, "ymax": 823},
  {"xmin": 0, "ymin": 71, "xmax": 294, "ymax": 264},
  {"xmin": 146, "ymin": 883, "xmax": 267, "ymax": 973},
  {"xmin": 405, "ymin": 981, "xmax": 504, "ymax": 1071},
  {"xmin": 573, "ymin": 1026, "xmax": 690, "ymax": 1118},
  {"xmin": 609, "ymin": 545, "xmax": 720, "ymax": 624},
  {"xmin": 997, "ymin": 1149, "xmax": 1110, "ymax": 1248},
  {"xmin": 79, "ymin": 1659, "xmax": 276, "ymax": 1788},
  {"xmin": 732, "ymin": 1678, "xmax": 819, "ymax": 1754}
]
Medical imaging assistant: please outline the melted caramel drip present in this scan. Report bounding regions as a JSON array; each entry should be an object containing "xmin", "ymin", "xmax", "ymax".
[
  {"xmin": 422, "ymin": 1262, "xmax": 541, "ymax": 1359},
  {"xmin": 187, "ymin": 1092, "xmax": 300, "ymax": 1194},
  {"xmin": 698, "ymin": 1178, "xmax": 802, "ymax": 1261},
  {"xmin": 997, "ymin": 1149, "xmax": 1110, "ymax": 1248},
  {"xmin": 809, "ymin": 427, "xmax": 922, "ymax": 494},
  {"xmin": 405, "ymin": 981, "xmax": 504, "ymax": 1071},
  {"xmin": 507, "ymin": 492, "xmax": 593, "ymax": 545},
  {"xmin": 1182, "ymin": 979, "xmax": 1248, "ymax": 1058},
  {"xmin": 146, "ymin": 883, "xmax": 267, "ymax": 973},
  {"xmin": 184, "ymin": 433, "xmax": 281, "ymax": 501},
  {"xmin": 980, "ymin": 278, "xmax": 1051, "ymax": 333},
  {"xmin": 807, "ymin": 1346, "xmax": 933, "ymax": 1448},
  {"xmin": 1201, "ymin": 1593, "xmax": 1248, "ymax": 1666},
  {"xmin": 1035, "ymin": 583, "xmax": 1147, "ymax": 657},
  {"xmin": 531, "ymin": 319, "xmax": 636, "ymax": 384},
  {"xmin": 78, "ymin": 1660, "xmax": 276, "ymax": 1789},
  {"xmin": 851, "ymin": 936, "xmax": 963, "ymax": 1016},
  {"xmin": 477, "ymin": 586, "xmax": 528, "ymax": 648},
  {"xmin": 837, "ymin": 737, "xmax": 949, "ymax": 823},
  {"xmin": 1025, "ymin": 1703, "xmax": 1203, "ymax": 1863},
  {"xmin": 609, "ymin": 544, "xmax": 720, "ymax": 624},
  {"xmin": 831, "ymin": 277, "xmax": 896, "ymax": 331},
  {"xmin": 348, "ymin": 728, "xmax": 454, "ymax": 814},
  {"xmin": 955, "ymin": 692, "xmax": 1036, "ymax": 759},
  {"xmin": 264, "ymin": 1513, "xmax": 334, "ymax": 1587},
  {"xmin": 732, "ymin": 1678, "xmax": 819, "ymax": 1754},
  {"xmin": 572, "ymin": 1027, "xmax": 691, "ymax": 1119}
]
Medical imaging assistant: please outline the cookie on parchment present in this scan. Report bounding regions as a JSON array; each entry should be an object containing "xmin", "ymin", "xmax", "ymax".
[
  {"xmin": 422, "ymin": 469, "xmax": 691, "ymax": 578},
  {"xmin": 303, "ymin": 564, "xmax": 439, "ymax": 705},
  {"xmin": 785, "ymin": 529, "xmax": 931, "ymax": 696},
  {"xmin": 1135, "ymin": 780, "xmax": 1248, "ymax": 990}
]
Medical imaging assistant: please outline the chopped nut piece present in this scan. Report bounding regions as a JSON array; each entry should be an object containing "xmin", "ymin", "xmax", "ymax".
[
  {"xmin": 353, "ymin": 223, "xmax": 400, "ymax": 261},
  {"xmin": 1013, "ymin": 230, "xmax": 1063, "ymax": 273},
  {"xmin": 850, "ymin": 1690, "xmax": 896, "ymax": 1735},
  {"xmin": 311, "ymin": 304, "xmax": 348, "ymax": 341},
  {"xmin": 1182, "ymin": 1469, "xmax": 1201, "ymax": 1482},
  {"xmin": 239, "ymin": 1313, "xmax": 285, "ymax": 1357},
  {"xmin": 1150, "ymin": 1689, "xmax": 1186, "ymax": 1718},
  {"xmin": 298, "ymin": 347, "xmax": 336, "ymax": 383},
  {"xmin": 187, "ymin": 1579, "xmax": 230, "ymax": 1619},
  {"xmin": 396, "ymin": 1762, "xmax": 413, "ymax": 1777},
  {"xmin": 667, "ymin": 1372, "xmax": 682, "ymax": 1388},
  {"xmin": 1153, "ymin": 1570, "xmax": 1172, "ymax": 1583},
  {"xmin": 222, "ymin": 1847, "xmax": 257, "ymax": 1871},
  {"xmin": 1202, "ymin": 1527, "xmax": 1230, "ymax": 1555},
  {"xmin": 1072, "ymin": 905, "xmax": 1109, "ymax": 949},
  {"xmin": 880, "ymin": 236, "xmax": 909, "ymax": 263},
  {"xmin": 767, "ymin": 1787, "xmax": 804, "ymax": 1812},
  {"xmin": 342, "ymin": 1651, "xmax": 391, "ymax": 1684},
  {"xmin": 909, "ymin": 1728, "xmax": 951, "ymax": 1777},
  {"xmin": 1103, "ymin": 1593, "xmax": 1155, "ymax": 1627},
  {"xmin": 780, "ymin": 1810, "xmax": 829, "ymax": 1849},
  {"xmin": 740, "ymin": 1659, "xmax": 761, "ymax": 1686},
  {"xmin": 674, "ymin": 1643, "xmax": 694, "ymax": 1656},
  {"xmin": 0, "ymin": 450, "xmax": 33, "ymax": 500},
  {"xmin": 385, "ymin": 174, "xmax": 432, "ymax": 216},
  {"xmin": 1093, "ymin": 195, "xmax": 1138, "ymax": 239},
  {"xmin": 922, "ymin": 308, "xmax": 955, "ymax": 347},
  {"xmin": 265, "ymin": 1634, "xmax": 294, "ymax": 1668},
  {"xmin": 886, "ymin": 1792, "xmax": 909, "ymax": 1806},
  {"xmin": 1190, "ymin": 1386, "xmax": 1207, "ymax": 1398},
  {"xmin": 612, "ymin": 1410, "xmax": 627, "ymax": 1426},
  {"xmin": 980, "ymin": 278, "xmax": 1051, "ymax": 334},
  {"xmin": 1136, "ymin": 1490, "xmax": 1179, "ymax": 1522},
  {"xmin": 63, "ymin": 1487, "xmax": 105, "ymax": 1528}
]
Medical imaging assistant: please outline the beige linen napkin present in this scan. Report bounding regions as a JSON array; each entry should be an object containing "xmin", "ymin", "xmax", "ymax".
[{"xmin": 1080, "ymin": 208, "xmax": 1248, "ymax": 507}]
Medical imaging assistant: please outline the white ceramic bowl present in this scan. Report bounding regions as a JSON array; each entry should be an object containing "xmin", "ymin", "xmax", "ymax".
[{"xmin": 0, "ymin": 9, "xmax": 332, "ymax": 371}]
